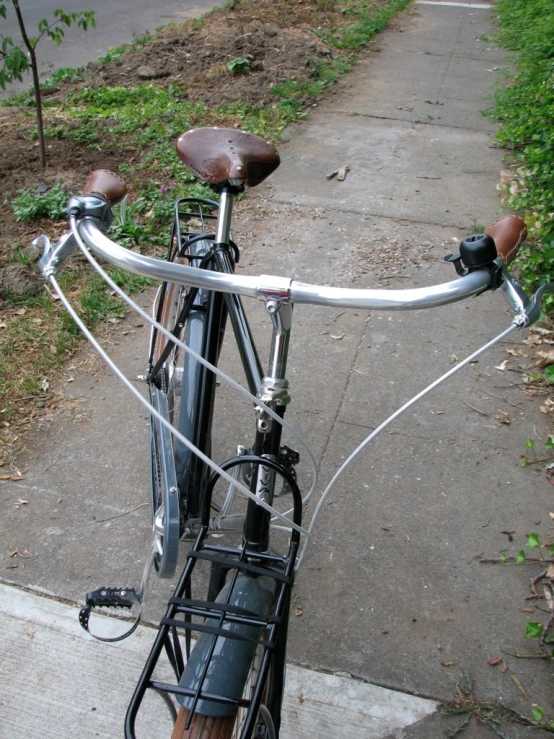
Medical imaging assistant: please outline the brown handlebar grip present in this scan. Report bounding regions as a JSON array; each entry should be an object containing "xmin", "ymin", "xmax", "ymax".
[
  {"xmin": 84, "ymin": 170, "xmax": 128, "ymax": 207},
  {"xmin": 485, "ymin": 215, "xmax": 527, "ymax": 266}
]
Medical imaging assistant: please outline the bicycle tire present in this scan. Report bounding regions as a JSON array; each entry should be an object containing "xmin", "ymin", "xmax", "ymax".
[
  {"xmin": 171, "ymin": 656, "xmax": 281, "ymax": 739},
  {"xmin": 149, "ymin": 233, "xmax": 225, "ymax": 576},
  {"xmin": 171, "ymin": 573, "xmax": 284, "ymax": 739}
]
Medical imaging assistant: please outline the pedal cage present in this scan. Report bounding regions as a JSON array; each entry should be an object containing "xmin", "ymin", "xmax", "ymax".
[
  {"xmin": 125, "ymin": 533, "xmax": 299, "ymax": 738},
  {"xmin": 79, "ymin": 587, "xmax": 142, "ymax": 642}
]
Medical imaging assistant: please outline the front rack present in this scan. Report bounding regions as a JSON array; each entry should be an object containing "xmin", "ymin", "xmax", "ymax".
[
  {"xmin": 124, "ymin": 528, "xmax": 298, "ymax": 738},
  {"xmin": 125, "ymin": 454, "xmax": 303, "ymax": 738}
]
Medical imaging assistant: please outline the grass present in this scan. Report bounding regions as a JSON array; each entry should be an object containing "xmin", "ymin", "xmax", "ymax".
[
  {"xmin": 0, "ymin": 0, "xmax": 410, "ymax": 453},
  {"xmin": 489, "ymin": 0, "xmax": 554, "ymax": 306}
]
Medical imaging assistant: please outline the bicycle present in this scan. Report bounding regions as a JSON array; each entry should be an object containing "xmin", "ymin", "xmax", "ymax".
[{"xmin": 35, "ymin": 126, "xmax": 552, "ymax": 739}]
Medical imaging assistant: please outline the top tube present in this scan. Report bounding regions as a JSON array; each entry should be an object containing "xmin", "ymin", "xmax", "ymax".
[{"xmin": 72, "ymin": 219, "xmax": 492, "ymax": 312}]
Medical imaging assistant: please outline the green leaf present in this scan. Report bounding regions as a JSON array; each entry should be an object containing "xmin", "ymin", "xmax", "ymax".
[
  {"xmin": 545, "ymin": 365, "xmax": 554, "ymax": 383},
  {"xmin": 526, "ymin": 438, "xmax": 536, "ymax": 449},
  {"xmin": 526, "ymin": 533, "xmax": 541, "ymax": 549},
  {"xmin": 515, "ymin": 550, "xmax": 526, "ymax": 563},
  {"xmin": 532, "ymin": 705, "xmax": 544, "ymax": 721},
  {"xmin": 525, "ymin": 622, "xmax": 544, "ymax": 639},
  {"xmin": 0, "ymin": 5, "xmax": 6, "ymax": 19},
  {"xmin": 500, "ymin": 552, "xmax": 507, "ymax": 563},
  {"xmin": 546, "ymin": 436, "xmax": 554, "ymax": 450}
]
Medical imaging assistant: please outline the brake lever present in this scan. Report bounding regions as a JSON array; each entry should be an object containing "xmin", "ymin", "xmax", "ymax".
[
  {"xmin": 500, "ymin": 266, "xmax": 554, "ymax": 328},
  {"xmin": 36, "ymin": 230, "xmax": 79, "ymax": 277},
  {"xmin": 526, "ymin": 282, "xmax": 554, "ymax": 326}
]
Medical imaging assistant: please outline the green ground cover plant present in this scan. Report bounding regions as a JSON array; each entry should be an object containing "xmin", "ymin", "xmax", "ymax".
[{"xmin": 491, "ymin": 0, "xmax": 554, "ymax": 301}]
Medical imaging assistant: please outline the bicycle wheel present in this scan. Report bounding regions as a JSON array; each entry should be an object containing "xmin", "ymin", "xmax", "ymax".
[
  {"xmin": 171, "ymin": 644, "xmax": 282, "ymax": 739},
  {"xmin": 149, "ymin": 227, "xmax": 225, "ymax": 577}
]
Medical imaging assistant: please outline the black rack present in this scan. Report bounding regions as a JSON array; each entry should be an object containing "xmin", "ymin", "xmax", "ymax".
[
  {"xmin": 125, "ymin": 530, "xmax": 298, "ymax": 738},
  {"xmin": 125, "ymin": 455, "xmax": 303, "ymax": 739}
]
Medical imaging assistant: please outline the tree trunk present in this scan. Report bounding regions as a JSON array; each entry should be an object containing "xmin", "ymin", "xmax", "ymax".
[{"xmin": 12, "ymin": 0, "xmax": 47, "ymax": 168}]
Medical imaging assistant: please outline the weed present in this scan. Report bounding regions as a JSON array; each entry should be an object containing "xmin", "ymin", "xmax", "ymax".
[
  {"xmin": 96, "ymin": 32, "xmax": 152, "ymax": 64},
  {"xmin": 227, "ymin": 56, "xmax": 252, "ymax": 74},
  {"xmin": 12, "ymin": 183, "xmax": 70, "ymax": 221},
  {"xmin": 490, "ymin": 0, "xmax": 554, "ymax": 304},
  {"xmin": 440, "ymin": 670, "xmax": 554, "ymax": 736}
]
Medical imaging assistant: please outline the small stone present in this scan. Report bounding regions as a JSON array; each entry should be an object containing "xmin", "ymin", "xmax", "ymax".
[{"xmin": 137, "ymin": 65, "xmax": 158, "ymax": 80}]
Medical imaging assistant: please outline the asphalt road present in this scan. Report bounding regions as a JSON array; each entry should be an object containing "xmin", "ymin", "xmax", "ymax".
[{"xmin": 0, "ymin": 0, "xmax": 219, "ymax": 94}]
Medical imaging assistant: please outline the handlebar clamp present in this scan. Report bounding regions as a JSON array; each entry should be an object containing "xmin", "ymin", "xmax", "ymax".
[{"xmin": 67, "ymin": 194, "xmax": 113, "ymax": 233}]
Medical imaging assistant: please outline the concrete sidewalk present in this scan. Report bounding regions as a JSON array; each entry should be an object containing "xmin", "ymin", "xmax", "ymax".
[{"xmin": 1, "ymin": 2, "xmax": 553, "ymax": 737}]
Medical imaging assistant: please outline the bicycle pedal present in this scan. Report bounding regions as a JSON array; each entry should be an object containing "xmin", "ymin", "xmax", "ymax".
[
  {"xmin": 84, "ymin": 586, "xmax": 140, "ymax": 609},
  {"xmin": 79, "ymin": 587, "xmax": 142, "ymax": 641}
]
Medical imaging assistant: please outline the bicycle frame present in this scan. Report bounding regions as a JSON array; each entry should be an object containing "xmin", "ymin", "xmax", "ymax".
[{"xmin": 124, "ymin": 192, "xmax": 301, "ymax": 738}]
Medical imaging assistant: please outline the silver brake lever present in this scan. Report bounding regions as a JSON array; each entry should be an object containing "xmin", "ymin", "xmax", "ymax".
[
  {"xmin": 500, "ymin": 265, "xmax": 554, "ymax": 328},
  {"xmin": 526, "ymin": 282, "xmax": 554, "ymax": 326},
  {"xmin": 36, "ymin": 230, "xmax": 79, "ymax": 277}
]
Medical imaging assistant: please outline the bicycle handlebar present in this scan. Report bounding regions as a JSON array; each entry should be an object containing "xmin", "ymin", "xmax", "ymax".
[
  {"xmin": 72, "ymin": 217, "xmax": 492, "ymax": 311},
  {"xmin": 36, "ymin": 169, "xmax": 531, "ymax": 316}
]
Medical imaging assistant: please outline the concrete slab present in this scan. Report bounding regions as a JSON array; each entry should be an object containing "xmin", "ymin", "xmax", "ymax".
[
  {"xmin": 381, "ymin": 6, "xmax": 503, "ymax": 62},
  {"xmin": 288, "ymin": 421, "xmax": 554, "ymax": 713},
  {"xmin": 0, "ymin": 583, "xmax": 437, "ymax": 739},
  {"xmin": 271, "ymin": 117, "xmax": 501, "ymax": 227}
]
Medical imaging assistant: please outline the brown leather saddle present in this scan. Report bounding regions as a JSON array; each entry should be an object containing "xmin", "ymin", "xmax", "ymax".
[{"xmin": 175, "ymin": 127, "xmax": 280, "ymax": 187}]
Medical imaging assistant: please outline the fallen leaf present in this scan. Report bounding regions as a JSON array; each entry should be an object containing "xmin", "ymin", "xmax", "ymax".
[
  {"xmin": 15, "ymin": 498, "xmax": 29, "ymax": 506},
  {"xmin": 501, "ymin": 662, "xmax": 508, "ymax": 675},
  {"xmin": 331, "ymin": 333, "xmax": 344, "ymax": 340},
  {"xmin": 57, "ymin": 497, "xmax": 63, "ymax": 504},
  {"xmin": 520, "ymin": 607, "xmax": 535, "ymax": 614},
  {"xmin": 14, "ymin": 308, "xmax": 27, "ymax": 316},
  {"xmin": 294, "ymin": 607, "xmax": 303, "ymax": 617},
  {"xmin": 549, "ymin": 512, "xmax": 554, "ymax": 520},
  {"xmin": 9, "ymin": 550, "xmax": 17, "ymax": 558},
  {"xmin": 298, "ymin": 694, "xmax": 305, "ymax": 704},
  {"xmin": 495, "ymin": 410, "xmax": 511, "ymax": 426},
  {"xmin": 536, "ymin": 350, "xmax": 554, "ymax": 368},
  {"xmin": 488, "ymin": 657, "xmax": 502, "ymax": 666},
  {"xmin": 547, "ymin": 564, "xmax": 554, "ymax": 579},
  {"xmin": 495, "ymin": 360, "xmax": 508, "ymax": 372},
  {"xmin": 511, "ymin": 674, "xmax": 528, "ymax": 699},
  {"xmin": 440, "ymin": 660, "xmax": 454, "ymax": 667},
  {"xmin": 6, "ymin": 563, "xmax": 18, "ymax": 569}
]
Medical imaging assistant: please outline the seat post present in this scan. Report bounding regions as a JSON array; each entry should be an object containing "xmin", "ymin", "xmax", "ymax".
[{"xmin": 214, "ymin": 186, "xmax": 235, "ymax": 246}]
